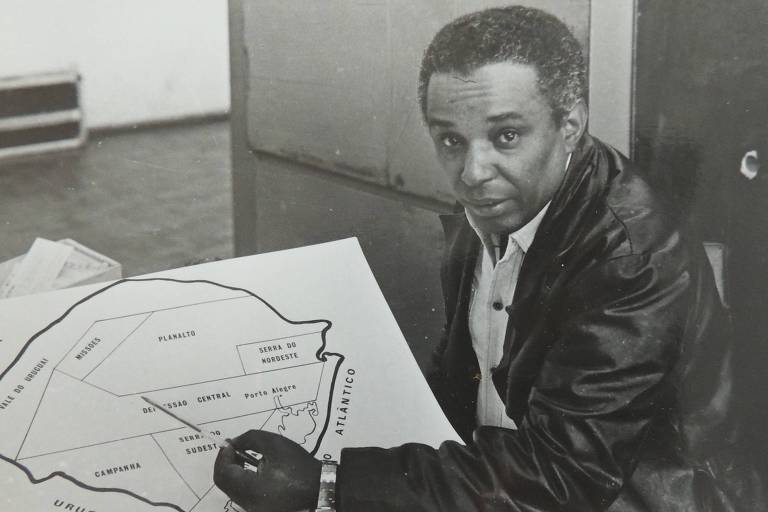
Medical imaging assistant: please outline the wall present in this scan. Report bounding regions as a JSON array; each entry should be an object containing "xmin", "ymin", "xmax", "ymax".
[
  {"xmin": 0, "ymin": 0, "xmax": 230, "ymax": 129},
  {"xmin": 589, "ymin": 1, "xmax": 636, "ymax": 155},
  {"xmin": 241, "ymin": 0, "xmax": 591, "ymax": 203}
]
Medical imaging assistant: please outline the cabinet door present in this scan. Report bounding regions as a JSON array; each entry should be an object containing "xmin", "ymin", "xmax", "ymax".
[{"xmin": 635, "ymin": 0, "xmax": 768, "ymax": 456}]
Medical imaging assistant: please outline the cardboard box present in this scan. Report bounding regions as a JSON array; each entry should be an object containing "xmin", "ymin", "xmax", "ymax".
[{"xmin": 0, "ymin": 238, "xmax": 121, "ymax": 299}]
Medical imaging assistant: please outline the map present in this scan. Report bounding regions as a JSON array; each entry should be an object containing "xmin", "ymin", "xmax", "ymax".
[{"xmin": 0, "ymin": 239, "xmax": 460, "ymax": 512}]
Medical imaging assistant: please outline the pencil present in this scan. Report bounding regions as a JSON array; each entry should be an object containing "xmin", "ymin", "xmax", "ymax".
[{"xmin": 140, "ymin": 395, "xmax": 264, "ymax": 467}]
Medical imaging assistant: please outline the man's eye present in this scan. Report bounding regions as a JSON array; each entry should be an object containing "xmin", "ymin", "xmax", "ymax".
[
  {"xmin": 496, "ymin": 129, "xmax": 519, "ymax": 146},
  {"xmin": 440, "ymin": 134, "xmax": 463, "ymax": 148}
]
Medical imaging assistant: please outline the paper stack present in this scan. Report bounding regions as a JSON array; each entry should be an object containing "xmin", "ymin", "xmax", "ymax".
[{"xmin": 0, "ymin": 238, "xmax": 121, "ymax": 299}]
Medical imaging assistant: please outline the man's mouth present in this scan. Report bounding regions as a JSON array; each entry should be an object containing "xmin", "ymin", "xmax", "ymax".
[{"xmin": 465, "ymin": 198, "xmax": 509, "ymax": 217}]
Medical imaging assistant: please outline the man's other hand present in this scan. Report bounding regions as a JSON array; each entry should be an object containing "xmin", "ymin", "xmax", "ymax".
[{"xmin": 213, "ymin": 430, "xmax": 321, "ymax": 512}]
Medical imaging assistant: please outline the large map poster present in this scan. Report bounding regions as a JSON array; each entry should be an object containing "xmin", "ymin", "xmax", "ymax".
[{"xmin": 0, "ymin": 238, "xmax": 460, "ymax": 512}]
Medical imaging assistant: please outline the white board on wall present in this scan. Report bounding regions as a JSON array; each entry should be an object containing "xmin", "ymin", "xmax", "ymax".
[
  {"xmin": 0, "ymin": 0, "xmax": 230, "ymax": 129},
  {"xmin": 244, "ymin": 0, "xmax": 590, "ymax": 203}
]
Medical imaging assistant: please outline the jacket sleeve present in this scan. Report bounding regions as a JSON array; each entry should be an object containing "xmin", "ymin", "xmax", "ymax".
[{"xmin": 336, "ymin": 249, "xmax": 693, "ymax": 512}]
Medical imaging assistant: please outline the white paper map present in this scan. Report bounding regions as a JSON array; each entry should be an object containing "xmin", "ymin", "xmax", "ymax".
[{"xmin": 0, "ymin": 238, "xmax": 460, "ymax": 512}]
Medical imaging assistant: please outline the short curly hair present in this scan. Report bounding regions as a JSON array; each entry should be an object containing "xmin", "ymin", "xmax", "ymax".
[{"xmin": 418, "ymin": 6, "xmax": 587, "ymax": 123}]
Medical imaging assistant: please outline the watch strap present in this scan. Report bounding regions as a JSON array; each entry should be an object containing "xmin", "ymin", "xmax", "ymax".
[{"xmin": 315, "ymin": 460, "xmax": 337, "ymax": 511}]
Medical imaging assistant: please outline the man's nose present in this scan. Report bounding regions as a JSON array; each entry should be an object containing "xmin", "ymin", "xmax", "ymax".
[{"xmin": 461, "ymin": 142, "xmax": 496, "ymax": 187}]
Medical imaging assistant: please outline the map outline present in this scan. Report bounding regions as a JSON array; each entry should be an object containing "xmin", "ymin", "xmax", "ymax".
[{"xmin": 0, "ymin": 277, "xmax": 346, "ymax": 512}]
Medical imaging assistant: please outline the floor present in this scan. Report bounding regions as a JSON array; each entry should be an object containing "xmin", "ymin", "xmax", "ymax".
[{"xmin": 0, "ymin": 120, "xmax": 233, "ymax": 278}]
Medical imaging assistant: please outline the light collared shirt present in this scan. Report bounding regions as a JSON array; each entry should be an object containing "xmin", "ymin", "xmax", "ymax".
[
  {"xmin": 467, "ymin": 202, "xmax": 551, "ymax": 429},
  {"xmin": 466, "ymin": 152, "xmax": 570, "ymax": 429}
]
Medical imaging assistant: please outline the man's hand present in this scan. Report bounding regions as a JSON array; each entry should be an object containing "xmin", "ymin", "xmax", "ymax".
[{"xmin": 213, "ymin": 430, "xmax": 321, "ymax": 512}]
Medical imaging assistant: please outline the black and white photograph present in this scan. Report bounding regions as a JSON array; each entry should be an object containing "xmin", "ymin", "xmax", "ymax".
[{"xmin": 1, "ymin": 1, "xmax": 767, "ymax": 510}]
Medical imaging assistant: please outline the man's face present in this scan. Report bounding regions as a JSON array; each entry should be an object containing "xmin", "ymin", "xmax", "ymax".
[{"xmin": 426, "ymin": 62, "xmax": 571, "ymax": 234}]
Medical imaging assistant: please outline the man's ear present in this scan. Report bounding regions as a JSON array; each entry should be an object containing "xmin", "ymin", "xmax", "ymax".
[{"xmin": 561, "ymin": 100, "xmax": 588, "ymax": 153}]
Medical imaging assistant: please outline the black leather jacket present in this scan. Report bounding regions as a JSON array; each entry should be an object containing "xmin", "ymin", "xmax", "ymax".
[{"xmin": 337, "ymin": 135, "xmax": 764, "ymax": 511}]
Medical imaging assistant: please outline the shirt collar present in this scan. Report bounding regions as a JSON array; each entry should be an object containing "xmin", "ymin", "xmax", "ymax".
[
  {"xmin": 467, "ymin": 201, "xmax": 550, "ymax": 259},
  {"xmin": 510, "ymin": 201, "xmax": 550, "ymax": 252}
]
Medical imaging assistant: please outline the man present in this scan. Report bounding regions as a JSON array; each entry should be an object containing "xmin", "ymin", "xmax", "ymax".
[{"xmin": 215, "ymin": 7, "xmax": 762, "ymax": 511}]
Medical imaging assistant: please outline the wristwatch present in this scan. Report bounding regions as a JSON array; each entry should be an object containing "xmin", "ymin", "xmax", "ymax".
[{"xmin": 315, "ymin": 460, "xmax": 337, "ymax": 511}]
